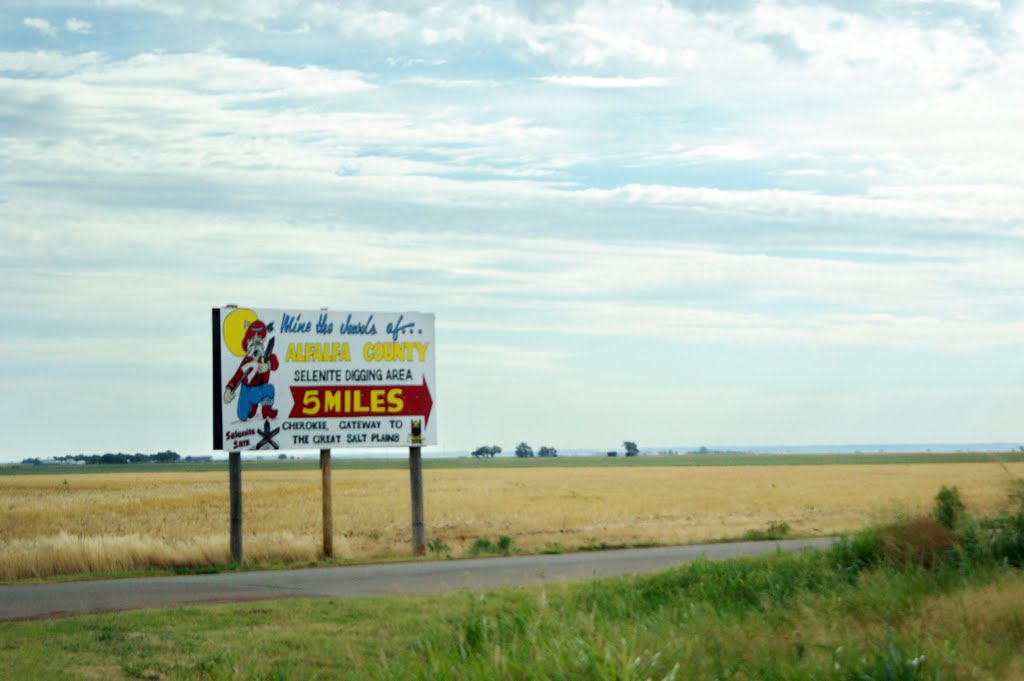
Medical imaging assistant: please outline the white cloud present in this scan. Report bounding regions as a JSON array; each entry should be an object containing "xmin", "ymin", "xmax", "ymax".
[
  {"xmin": 666, "ymin": 142, "xmax": 762, "ymax": 162},
  {"xmin": 23, "ymin": 17, "xmax": 58, "ymax": 37},
  {"xmin": 439, "ymin": 344, "xmax": 574, "ymax": 373},
  {"xmin": 339, "ymin": 8, "xmax": 413, "ymax": 39},
  {"xmin": 4, "ymin": 336, "xmax": 202, "ymax": 368},
  {"xmin": 2, "ymin": 43, "xmax": 1019, "ymax": 247},
  {"xmin": 516, "ymin": 15, "xmax": 672, "ymax": 67},
  {"xmin": 540, "ymin": 74, "xmax": 669, "ymax": 87},
  {"xmin": 1013, "ymin": 5, "xmax": 1024, "ymax": 36},
  {"xmin": 421, "ymin": 25, "xmax": 464, "ymax": 45},
  {"xmin": 65, "ymin": 18, "xmax": 92, "ymax": 34},
  {"xmin": 0, "ymin": 51, "xmax": 104, "ymax": 74},
  {"xmin": 400, "ymin": 76, "xmax": 499, "ymax": 88},
  {"xmin": 5, "ymin": 188, "xmax": 1023, "ymax": 355},
  {"xmin": 93, "ymin": 0, "xmax": 417, "ymax": 37},
  {"xmin": 575, "ymin": 183, "xmax": 1024, "ymax": 224},
  {"xmin": 76, "ymin": 50, "xmax": 377, "ymax": 97}
]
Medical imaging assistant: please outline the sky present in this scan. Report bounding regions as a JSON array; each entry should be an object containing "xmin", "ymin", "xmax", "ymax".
[{"xmin": 2, "ymin": 0, "xmax": 1024, "ymax": 461}]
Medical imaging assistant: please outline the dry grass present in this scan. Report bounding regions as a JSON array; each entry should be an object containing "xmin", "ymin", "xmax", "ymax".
[
  {"xmin": 1, "ymin": 462, "xmax": 1022, "ymax": 580},
  {"xmin": 912, "ymin": 575, "xmax": 1024, "ymax": 678}
]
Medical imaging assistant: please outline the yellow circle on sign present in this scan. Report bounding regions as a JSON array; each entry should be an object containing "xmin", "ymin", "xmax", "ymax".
[{"xmin": 222, "ymin": 308, "xmax": 258, "ymax": 357}]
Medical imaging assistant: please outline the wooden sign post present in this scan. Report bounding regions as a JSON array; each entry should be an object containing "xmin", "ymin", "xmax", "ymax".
[
  {"xmin": 321, "ymin": 448, "xmax": 333, "ymax": 557},
  {"xmin": 408, "ymin": 445, "xmax": 425, "ymax": 555},
  {"xmin": 229, "ymin": 450, "xmax": 243, "ymax": 563},
  {"xmin": 408, "ymin": 419, "xmax": 425, "ymax": 555}
]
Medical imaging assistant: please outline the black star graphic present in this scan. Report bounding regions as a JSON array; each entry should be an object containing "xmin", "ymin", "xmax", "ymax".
[{"xmin": 255, "ymin": 419, "xmax": 280, "ymax": 450}]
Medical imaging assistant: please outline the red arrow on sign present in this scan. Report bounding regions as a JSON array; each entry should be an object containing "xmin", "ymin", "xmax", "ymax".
[{"xmin": 288, "ymin": 378, "xmax": 433, "ymax": 424}]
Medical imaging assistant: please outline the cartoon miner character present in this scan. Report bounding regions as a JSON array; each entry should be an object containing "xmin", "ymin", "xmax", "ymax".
[{"xmin": 223, "ymin": 319, "xmax": 279, "ymax": 421}]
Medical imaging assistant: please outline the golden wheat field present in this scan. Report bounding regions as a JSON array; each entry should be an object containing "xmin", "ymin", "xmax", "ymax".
[{"xmin": 2, "ymin": 461, "xmax": 1023, "ymax": 580}]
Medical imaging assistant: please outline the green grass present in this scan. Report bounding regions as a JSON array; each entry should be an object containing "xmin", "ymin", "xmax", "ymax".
[
  {"xmin": 5, "ymin": 450, "xmax": 1024, "ymax": 476},
  {"xmin": 741, "ymin": 520, "xmax": 792, "ymax": 541}
]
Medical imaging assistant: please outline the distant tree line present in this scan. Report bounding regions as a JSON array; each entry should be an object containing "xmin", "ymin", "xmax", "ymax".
[
  {"xmin": 686, "ymin": 446, "xmax": 744, "ymax": 455},
  {"xmin": 21, "ymin": 450, "xmax": 187, "ymax": 465},
  {"xmin": 471, "ymin": 442, "xmax": 558, "ymax": 458},
  {"xmin": 472, "ymin": 441, "xmax": 647, "ymax": 459}
]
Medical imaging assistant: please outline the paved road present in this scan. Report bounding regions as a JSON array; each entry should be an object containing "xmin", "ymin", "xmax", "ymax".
[{"xmin": 0, "ymin": 537, "xmax": 834, "ymax": 621}]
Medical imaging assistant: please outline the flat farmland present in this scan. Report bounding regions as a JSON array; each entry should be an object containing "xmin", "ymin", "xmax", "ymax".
[{"xmin": 2, "ymin": 457, "xmax": 1023, "ymax": 581}]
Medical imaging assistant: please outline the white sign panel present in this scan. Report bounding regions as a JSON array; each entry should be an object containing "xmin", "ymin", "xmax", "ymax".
[{"xmin": 212, "ymin": 307, "xmax": 436, "ymax": 451}]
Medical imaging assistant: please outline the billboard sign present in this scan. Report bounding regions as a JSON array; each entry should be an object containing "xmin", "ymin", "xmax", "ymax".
[{"xmin": 212, "ymin": 307, "xmax": 436, "ymax": 451}]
